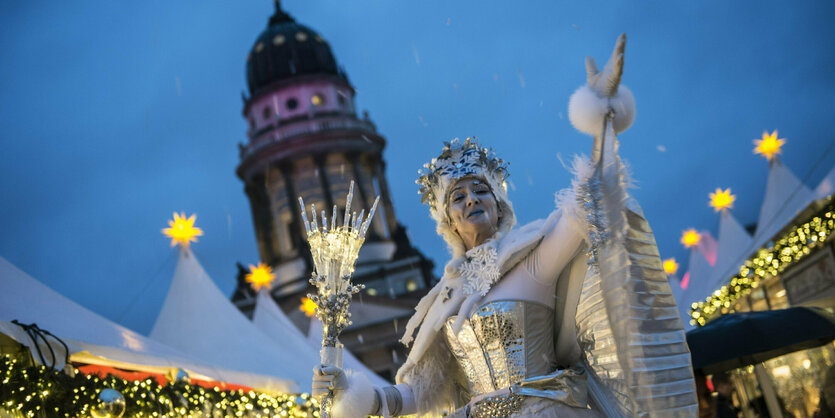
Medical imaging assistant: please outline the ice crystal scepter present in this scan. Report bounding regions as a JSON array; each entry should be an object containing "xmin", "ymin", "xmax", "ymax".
[{"xmin": 298, "ymin": 181, "xmax": 379, "ymax": 418}]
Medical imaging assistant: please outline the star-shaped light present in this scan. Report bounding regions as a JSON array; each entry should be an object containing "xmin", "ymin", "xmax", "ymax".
[
  {"xmin": 753, "ymin": 130, "xmax": 785, "ymax": 161},
  {"xmin": 662, "ymin": 258, "xmax": 679, "ymax": 275},
  {"xmin": 162, "ymin": 212, "xmax": 203, "ymax": 247},
  {"xmin": 709, "ymin": 188, "xmax": 736, "ymax": 212},
  {"xmin": 681, "ymin": 229, "xmax": 701, "ymax": 248},
  {"xmin": 299, "ymin": 296, "xmax": 317, "ymax": 317},
  {"xmin": 245, "ymin": 262, "xmax": 275, "ymax": 291}
]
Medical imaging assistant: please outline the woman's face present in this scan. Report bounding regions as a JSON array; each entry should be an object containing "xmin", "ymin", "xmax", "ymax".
[{"xmin": 447, "ymin": 177, "xmax": 500, "ymax": 247}]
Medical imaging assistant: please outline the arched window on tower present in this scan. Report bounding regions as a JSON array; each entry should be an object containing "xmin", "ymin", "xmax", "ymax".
[
  {"xmin": 325, "ymin": 154, "xmax": 362, "ymax": 222},
  {"xmin": 371, "ymin": 174, "xmax": 391, "ymax": 239},
  {"xmin": 356, "ymin": 155, "xmax": 390, "ymax": 239},
  {"xmin": 293, "ymin": 156, "xmax": 326, "ymax": 236},
  {"xmin": 266, "ymin": 166, "xmax": 296, "ymax": 258},
  {"xmin": 247, "ymin": 183, "xmax": 273, "ymax": 263}
]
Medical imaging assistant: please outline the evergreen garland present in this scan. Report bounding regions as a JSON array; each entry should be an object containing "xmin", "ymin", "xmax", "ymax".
[{"xmin": 0, "ymin": 355, "xmax": 318, "ymax": 417}]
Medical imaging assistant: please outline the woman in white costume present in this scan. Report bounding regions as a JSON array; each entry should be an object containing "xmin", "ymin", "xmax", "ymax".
[{"xmin": 313, "ymin": 34, "xmax": 698, "ymax": 417}]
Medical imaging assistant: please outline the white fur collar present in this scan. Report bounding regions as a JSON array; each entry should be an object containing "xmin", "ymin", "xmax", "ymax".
[{"xmin": 397, "ymin": 210, "xmax": 562, "ymax": 382}]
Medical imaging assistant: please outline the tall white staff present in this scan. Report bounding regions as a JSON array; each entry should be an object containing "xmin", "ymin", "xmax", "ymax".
[{"xmin": 298, "ymin": 181, "xmax": 379, "ymax": 418}]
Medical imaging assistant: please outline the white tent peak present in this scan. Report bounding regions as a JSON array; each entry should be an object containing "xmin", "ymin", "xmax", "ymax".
[
  {"xmin": 707, "ymin": 210, "xmax": 753, "ymax": 293},
  {"xmin": 755, "ymin": 158, "xmax": 814, "ymax": 244},
  {"xmin": 676, "ymin": 245, "xmax": 715, "ymax": 329},
  {"xmin": 150, "ymin": 247, "xmax": 312, "ymax": 392},
  {"xmin": 815, "ymin": 165, "xmax": 835, "ymax": 199}
]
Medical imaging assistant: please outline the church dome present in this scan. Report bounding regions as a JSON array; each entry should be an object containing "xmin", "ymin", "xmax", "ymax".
[{"xmin": 246, "ymin": 3, "xmax": 345, "ymax": 95}]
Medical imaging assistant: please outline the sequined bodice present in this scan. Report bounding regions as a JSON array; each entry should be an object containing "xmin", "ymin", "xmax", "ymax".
[{"xmin": 444, "ymin": 300, "xmax": 556, "ymax": 396}]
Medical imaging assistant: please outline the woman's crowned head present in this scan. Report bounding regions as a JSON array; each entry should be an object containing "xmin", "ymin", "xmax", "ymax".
[{"xmin": 416, "ymin": 138, "xmax": 516, "ymax": 256}]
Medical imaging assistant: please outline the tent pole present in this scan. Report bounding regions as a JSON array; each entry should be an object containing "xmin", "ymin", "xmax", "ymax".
[
  {"xmin": 731, "ymin": 370, "xmax": 755, "ymax": 418},
  {"xmin": 753, "ymin": 364, "xmax": 784, "ymax": 418}
]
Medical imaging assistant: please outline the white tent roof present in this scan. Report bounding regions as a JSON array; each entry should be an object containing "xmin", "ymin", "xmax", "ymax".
[
  {"xmin": 150, "ymin": 247, "xmax": 312, "ymax": 392},
  {"xmin": 686, "ymin": 232, "xmax": 716, "ymax": 295},
  {"xmin": 252, "ymin": 290, "xmax": 389, "ymax": 387},
  {"xmin": 815, "ymin": 165, "xmax": 835, "ymax": 199},
  {"xmin": 754, "ymin": 159, "xmax": 815, "ymax": 245},
  {"xmin": 0, "ymin": 256, "xmax": 181, "ymax": 356},
  {"xmin": 0, "ymin": 256, "xmax": 295, "ymax": 393},
  {"xmin": 706, "ymin": 210, "xmax": 752, "ymax": 293},
  {"xmin": 676, "ymin": 243, "xmax": 715, "ymax": 327}
]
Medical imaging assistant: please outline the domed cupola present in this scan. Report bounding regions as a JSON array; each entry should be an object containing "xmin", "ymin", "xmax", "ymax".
[
  {"xmin": 234, "ymin": 2, "xmax": 436, "ymax": 380},
  {"xmin": 246, "ymin": 1, "xmax": 345, "ymax": 95}
]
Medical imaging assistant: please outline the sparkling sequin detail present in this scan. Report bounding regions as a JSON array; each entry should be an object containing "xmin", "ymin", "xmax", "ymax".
[
  {"xmin": 576, "ymin": 172, "xmax": 608, "ymax": 268},
  {"xmin": 445, "ymin": 313, "xmax": 496, "ymax": 394},
  {"xmin": 444, "ymin": 301, "xmax": 529, "ymax": 396},
  {"xmin": 470, "ymin": 394, "xmax": 524, "ymax": 418}
]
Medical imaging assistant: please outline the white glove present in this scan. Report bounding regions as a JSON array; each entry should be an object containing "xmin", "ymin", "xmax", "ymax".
[
  {"xmin": 312, "ymin": 365, "xmax": 348, "ymax": 399},
  {"xmin": 312, "ymin": 366, "xmax": 379, "ymax": 418}
]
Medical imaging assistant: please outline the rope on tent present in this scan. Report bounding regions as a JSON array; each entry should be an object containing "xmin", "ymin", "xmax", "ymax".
[{"xmin": 11, "ymin": 320, "xmax": 69, "ymax": 369}]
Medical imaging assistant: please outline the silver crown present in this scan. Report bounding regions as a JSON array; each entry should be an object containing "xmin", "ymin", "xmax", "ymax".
[{"xmin": 416, "ymin": 137, "xmax": 509, "ymax": 212}]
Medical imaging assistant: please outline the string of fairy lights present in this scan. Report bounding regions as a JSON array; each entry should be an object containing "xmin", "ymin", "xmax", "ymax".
[
  {"xmin": 0, "ymin": 355, "xmax": 319, "ymax": 417},
  {"xmin": 688, "ymin": 199, "xmax": 833, "ymax": 325},
  {"xmin": 680, "ymin": 131, "xmax": 834, "ymax": 326}
]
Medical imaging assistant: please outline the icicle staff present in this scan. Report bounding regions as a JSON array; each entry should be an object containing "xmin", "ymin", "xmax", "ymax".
[{"xmin": 296, "ymin": 181, "xmax": 381, "ymax": 418}]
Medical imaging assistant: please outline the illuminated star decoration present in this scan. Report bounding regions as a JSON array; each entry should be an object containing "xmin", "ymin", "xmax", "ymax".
[
  {"xmin": 709, "ymin": 188, "xmax": 736, "ymax": 212},
  {"xmin": 245, "ymin": 262, "xmax": 275, "ymax": 291},
  {"xmin": 662, "ymin": 258, "xmax": 679, "ymax": 275},
  {"xmin": 162, "ymin": 212, "xmax": 204, "ymax": 247},
  {"xmin": 681, "ymin": 229, "xmax": 701, "ymax": 249},
  {"xmin": 299, "ymin": 296, "xmax": 317, "ymax": 317},
  {"xmin": 753, "ymin": 130, "xmax": 785, "ymax": 161}
]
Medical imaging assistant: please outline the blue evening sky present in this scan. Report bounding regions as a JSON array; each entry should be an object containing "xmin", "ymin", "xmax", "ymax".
[{"xmin": 1, "ymin": 1, "xmax": 833, "ymax": 334}]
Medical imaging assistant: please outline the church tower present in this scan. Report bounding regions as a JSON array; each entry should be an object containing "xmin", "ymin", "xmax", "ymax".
[{"xmin": 232, "ymin": 2, "xmax": 434, "ymax": 379}]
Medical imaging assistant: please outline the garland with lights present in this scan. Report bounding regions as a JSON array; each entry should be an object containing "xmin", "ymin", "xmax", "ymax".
[
  {"xmin": 0, "ymin": 355, "xmax": 318, "ymax": 417},
  {"xmin": 689, "ymin": 196, "xmax": 834, "ymax": 326}
]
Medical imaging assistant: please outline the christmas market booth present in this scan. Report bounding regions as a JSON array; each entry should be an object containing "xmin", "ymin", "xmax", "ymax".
[
  {"xmin": 0, "ymin": 253, "xmax": 322, "ymax": 417},
  {"xmin": 686, "ymin": 152, "xmax": 835, "ymax": 417}
]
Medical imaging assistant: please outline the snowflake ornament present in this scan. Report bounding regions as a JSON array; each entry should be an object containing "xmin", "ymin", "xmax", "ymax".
[{"xmin": 459, "ymin": 243, "xmax": 500, "ymax": 296}]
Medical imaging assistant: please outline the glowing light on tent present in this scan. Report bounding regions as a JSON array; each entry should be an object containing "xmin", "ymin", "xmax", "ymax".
[
  {"xmin": 299, "ymin": 297, "xmax": 317, "ymax": 317},
  {"xmin": 709, "ymin": 188, "xmax": 736, "ymax": 212},
  {"xmin": 162, "ymin": 212, "xmax": 203, "ymax": 247},
  {"xmin": 662, "ymin": 258, "xmax": 679, "ymax": 275},
  {"xmin": 753, "ymin": 130, "xmax": 785, "ymax": 161},
  {"xmin": 245, "ymin": 262, "xmax": 274, "ymax": 291},
  {"xmin": 681, "ymin": 229, "xmax": 701, "ymax": 248}
]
